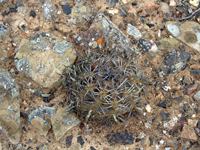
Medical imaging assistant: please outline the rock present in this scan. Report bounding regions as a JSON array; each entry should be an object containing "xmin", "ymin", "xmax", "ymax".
[
  {"xmin": 43, "ymin": 0, "xmax": 56, "ymax": 20},
  {"xmin": 188, "ymin": 119, "xmax": 198, "ymax": 127},
  {"xmin": 158, "ymin": 37, "xmax": 179, "ymax": 50},
  {"xmin": 141, "ymin": 135, "xmax": 149, "ymax": 146},
  {"xmin": 14, "ymin": 33, "xmax": 77, "ymax": 88},
  {"xmin": 68, "ymin": 0, "xmax": 96, "ymax": 25},
  {"xmin": 107, "ymin": 9, "xmax": 118, "ymax": 15},
  {"xmin": 0, "ymin": 46, "xmax": 7, "ymax": 66},
  {"xmin": 127, "ymin": 24, "xmax": 142, "ymax": 39},
  {"xmin": 166, "ymin": 138, "xmax": 178, "ymax": 147},
  {"xmin": 194, "ymin": 91, "xmax": 200, "ymax": 102},
  {"xmin": 0, "ymin": 24, "xmax": 9, "ymax": 41},
  {"xmin": 38, "ymin": 105, "xmax": 56, "ymax": 116},
  {"xmin": 106, "ymin": 0, "xmax": 118, "ymax": 7},
  {"xmin": 105, "ymin": 130, "xmax": 134, "ymax": 146},
  {"xmin": 137, "ymin": 38, "xmax": 151, "ymax": 53},
  {"xmin": 160, "ymin": 111, "xmax": 168, "ymax": 121},
  {"xmin": 189, "ymin": 0, "xmax": 200, "ymax": 7},
  {"xmin": 77, "ymin": 136, "xmax": 84, "ymax": 146},
  {"xmin": 51, "ymin": 106, "xmax": 80, "ymax": 141},
  {"xmin": 66, "ymin": 135, "xmax": 73, "ymax": 148},
  {"xmin": 149, "ymin": 40, "xmax": 158, "ymax": 52},
  {"xmin": 188, "ymin": 83, "xmax": 198, "ymax": 95},
  {"xmin": 190, "ymin": 70, "xmax": 200, "ymax": 80},
  {"xmin": 62, "ymin": 4, "xmax": 71, "ymax": 15},
  {"xmin": 169, "ymin": 0, "xmax": 176, "ymax": 6},
  {"xmin": 145, "ymin": 104, "xmax": 151, "ymax": 112},
  {"xmin": 0, "ymin": 68, "xmax": 20, "ymax": 144},
  {"xmin": 75, "ymin": 13, "xmax": 141, "ymax": 63},
  {"xmin": 158, "ymin": 50, "xmax": 190, "ymax": 76},
  {"xmin": 165, "ymin": 21, "xmax": 200, "ymax": 53},
  {"xmin": 158, "ymin": 2, "xmax": 170, "ymax": 13},
  {"xmin": 28, "ymin": 108, "xmax": 51, "ymax": 136},
  {"xmin": 30, "ymin": 10, "xmax": 36, "ymax": 17},
  {"xmin": 180, "ymin": 124, "xmax": 197, "ymax": 141}
]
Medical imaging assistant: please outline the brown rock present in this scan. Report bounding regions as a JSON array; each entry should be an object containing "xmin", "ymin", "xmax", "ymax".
[{"xmin": 180, "ymin": 124, "xmax": 197, "ymax": 141}]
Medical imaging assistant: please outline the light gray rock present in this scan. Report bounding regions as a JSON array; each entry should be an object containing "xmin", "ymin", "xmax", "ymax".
[
  {"xmin": 0, "ymin": 24, "xmax": 9, "ymax": 41},
  {"xmin": 127, "ymin": 24, "xmax": 142, "ymax": 39},
  {"xmin": 194, "ymin": 91, "xmax": 200, "ymax": 102}
]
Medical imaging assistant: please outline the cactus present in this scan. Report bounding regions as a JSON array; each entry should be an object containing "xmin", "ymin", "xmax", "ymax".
[{"xmin": 62, "ymin": 41, "xmax": 148, "ymax": 125}]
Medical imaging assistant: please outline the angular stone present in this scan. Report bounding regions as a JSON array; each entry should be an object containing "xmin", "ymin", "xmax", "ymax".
[
  {"xmin": 190, "ymin": 70, "xmax": 200, "ymax": 80},
  {"xmin": 106, "ymin": 0, "xmax": 118, "ymax": 8},
  {"xmin": 51, "ymin": 106, "xmax": 80, "ymax": 141},
  {"xmin": 0, "ymin": 24, "xmax": 9, "ymax": 41},
  {"xmin": 127, "ymin": 24, "xmax": 142, "ymax": 39},
  {"xmin": 158, "ymin": 37, "xmax": 179, "ymax": 50},
  {"xmin": 68, "ymin": 0, "xmax": 96, "ymax": 25},
  {"xmin": 180, "ymin": 124, "xmax": 197, "ymax": 141},
  {"xmin": 0, "ymin": 68, "xmax": 20, "ymax": 144},
  {"xmin": 188, "ymin": 83, "xmax": 199, "ymax": 95},
  {"xmin": 15, "ymin": 33, "xmax": 77, "ymax": 88},
  {"xmin": 75, "ymin": 13, "xmax": 141, "ymax": 64},
  {"xmin": 158, "ymin": 2, "xmax": 170, "ymax": 13},
  {"xmin": 165, "ymin": 21, "xmax": 200, "ymax": 53},
  {"xmin": 28, "ymin": 108, "xmax": 51, "ymax": 136},
  {"xmin": 0, "ymin": 46, "xmax": 7, "ymax": 66},
  {"xmin": 158, "ymin": 50, "xmax": 190, "ymax": 76}
]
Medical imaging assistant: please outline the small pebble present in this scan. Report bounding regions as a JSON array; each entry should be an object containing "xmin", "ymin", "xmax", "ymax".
[
  {"xmin": 62, "ymin": 5, "xmax": 71, "ymax": 15},
  {"xmin": 30, "ymin": 10, "xmax": 36, "ymax": 17}
]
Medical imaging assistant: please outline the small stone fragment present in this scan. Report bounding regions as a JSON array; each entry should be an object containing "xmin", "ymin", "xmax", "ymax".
[
  {"xmin": 28, "ymin": 108, "xmax": 51, "ymax": 136},
  {"xmin": 166, "ymin": 138, "xmax": 178, "ymax": 147},
  {"xmin": 0, "ymin": 46, "xmax": 7, "ymax": 65},
  {"xmin": 38, "ymin": 105, "xmax": 56, "ymax": 116},
  {"xmin": 158, "ymin": 2, "xmax": 170, "ymax": 13},
  {"xmin": 51, "ymin": 106, "xmax": 80, "ymax": 141},
  {"xmin": 77, "ymin": 136, "xmax": 85, "ymax": 146},
  {"xmin": 194, "ymin": 91, "xmax": 200, "ymax": 102},
  {"xmin": 30, "ymin": 10, "xmax": 36, "ymax": 17},
  {"xmin": 137, "ymin": 38, "xmax": 151, "ymax": 53},
  {"xmin": 127, "ymin": 24, "xmax": 142, "ymax": 39},
  {"xmin": 188, "ymin": 119, "xmax": 198, "ymax": 127},
  {"xmin": 0, "ymin": 24, "xmax": 9, "ymax": 41},
  {"xmin": 66, "ymin": 135, "xmax": 73, "ymax": 148},
  {"xmin": 188, "ymin": 83, "xmax": 199, "ymax": 95},
  {"xmin": 62, "ymin": 4, "xmax": 71, "ymax": 15},
  {"xmin": 158, "ymin": 37, "xmax": 179, "ymax": 50},
  {"xmin": 190, "ymin": 70, "xmax": 200, "ymax": 80},
  {"xmin": 166, "ymin": 23, "xmax": 180, "ymax": 37},
  {"xmin": 145, "ymin": 104, "xmax": 151, "ymax": 112},
  {"xmin": 180, "ymin": 124, "xmax": 197, "ymax": 141},
  {"xmin": 161, "ymin": 111, "xmax": 168, "ymax": 121},
  {"xmin": 169, "ymin": 0, "xmax": 176, "ymax": 6},
  {"xmin": 107, "ymin": 0, "xmax": 118, "ymax": 8},
  {"xmin": 107, "ymin": 9, "xmax": 118, "ymax": 15}
]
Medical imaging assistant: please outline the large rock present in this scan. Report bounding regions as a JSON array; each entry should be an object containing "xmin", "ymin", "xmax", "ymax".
[
  {"xmin": 15, "ymin": 32, "xmax": 77, "ymax": 88},
  {"xmin": 74, "ymin": 13, "xmax": 141, "ymax": 64},
  {"xmin": 165, "ymin": 21, "xmax": 200, "ymax": 53},
  {"xmin": 0, "ymin": 67, "xmax": 20, "ymax": 144},
  {"xmin": 51, "ymin": 106, "xmax": 80, "ymax": 141}
]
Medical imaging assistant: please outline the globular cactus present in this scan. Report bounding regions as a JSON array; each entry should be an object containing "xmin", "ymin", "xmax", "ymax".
[{"xmin": 62, "ymin": 41, "xmax": 148, "ymax": 126}]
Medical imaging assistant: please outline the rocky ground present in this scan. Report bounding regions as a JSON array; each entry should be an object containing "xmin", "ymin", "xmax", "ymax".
[{"xmin": 0, "ymin": 0, "xmax": 200, "ymax": 149}]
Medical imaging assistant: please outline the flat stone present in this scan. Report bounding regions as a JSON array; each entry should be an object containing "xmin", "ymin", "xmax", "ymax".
[
  {"xmin": 15, "ymin": 33, "xmax": 77, "ymax": 88},
  {"xmin": 158, "ymin": 50, "xmax": 190, "ymax": 76},
  {"xmin": 0, "ymin": 46, "xmax": 7, "ymax": 66},
  {"xmin": 166, "ymin": 138, "xmax": 178, "ymax": 147},
  {"xmin": 127, "ymin": 24, "xmax": 142, "ymax": 39},
  {"xmin": 0, "ymin": 24, "xmax": 9, "ymax": 41},
  {"xmin": 28, "ymin": 108, "xmax": 51, "ymax": 136},
  {"xmin": 194, "ymin": 91, "xmax": 200, "ymax": 102},
  {"xmin": 165, "ymin": 21, "xmax": 200, "ymax": 53},
  {"xmin": 68, "ymin": 0, "xmax": 96, "ymax": 25},
  {"xmin": 180, "ymin": 124, "xmax": 197, "ymax": 141},
  {"xmin": 0, "ymin": 68, "xmax": 20, "ymax": 144},
  {"xmin": 158, "ymin": 37, "xmax": 179, "ymax": 50},
  {"xmin": 74, "ymin": 13, "xmax": 141, "ymax": 64},
  {"xmin": 51, "ymin": 106, "xmax": 80, "ymax": 141}
]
